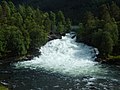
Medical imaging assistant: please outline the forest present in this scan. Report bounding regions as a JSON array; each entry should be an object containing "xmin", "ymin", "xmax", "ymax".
[
  {"xmin": 0, "ymin": 0, "xmax": 120, "ymax": 63},
  {"xmin": 76, "ymin": 1, "xmax": 120, "ymax": 62},
  {"xmin": 2, "ymin": 0, "xmax": 120, "ymax": 24},
  {"xmin": 0, "ymin": 1, "xmax": 71, "ymax": 59}
]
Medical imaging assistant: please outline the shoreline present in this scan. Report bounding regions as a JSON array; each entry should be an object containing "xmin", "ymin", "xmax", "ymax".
[
  {"xmin": 0, "ymin": 49, "xmax": 41, "ymax": 65},
  {"xmin": 95, "ymin": 56, "xmax": 120, "ymax": 65}
]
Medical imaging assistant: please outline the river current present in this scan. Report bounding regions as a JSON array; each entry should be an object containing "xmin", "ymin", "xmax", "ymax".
[{"xmin": 0, "ymin": 33, "xmax": 120, "ymax": 90}]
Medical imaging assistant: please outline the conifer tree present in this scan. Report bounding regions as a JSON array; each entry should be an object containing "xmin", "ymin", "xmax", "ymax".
[
  {"xmin": 18, "ymin": 5, "xmax": 26, "ymax": 19},
  {"xmin": 44, "ymin": 17, "xmax": 51, "ymax": 33},
  {"xmin": 100, "ymin": 31, "xmax": 113, "ymax": 56},
  {"xmin": 57, "ymin": 11, "xmax": 66, "ymax": 25},
  {"xmin": 110, "ymin": 1, "xmax": 120, "ymax": 21},
  {"xmin": 0, "ymin": 5, "xmax": 2, "ymax": 17},
  {"xmin": 57, "ymin": 22, "xmax": 64, "ymax": 34},
  {"xmin": 50, "ymin": 11, "xmax": 56, "ymax": 32},
  {"xmin": 1, "ymin": 1, "xmax": 11, "ymax": 17},
  {"xmin": 65, "ymin": 18, "xmax": 72, "ymax": 32},
  {"xmin": 104, "ymin": 22, "xmax": 119, "ymax": 45},
  {"xmin": 99, "ymin": 4, "xmax": 111, "ymax": 22},
  {"xmin": 8, "ymin": 1, "xmax": 16, "ymax": 15},
  {"xmin": 77, "ymin": 23, "xmax": 85, "ymax": 42},
  {"xmin": 84, "ymin": 11, "xmax": 96, "ymax": 31},
  {"xmin": 0, "ymin": 29, "xmax": 6, "ymax": 56}
]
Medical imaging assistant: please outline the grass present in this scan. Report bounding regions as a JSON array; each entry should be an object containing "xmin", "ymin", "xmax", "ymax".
[
  {"xmin": 0, "ymin": 84, "xmax": 8, "ymax": 90},
  {"xmin": 108, "ymin": 55, "xmax": 120, "ymax": 60},
  {"xmin": 105, "ymin": 55, "xmax": 120, "ymax": 65}
]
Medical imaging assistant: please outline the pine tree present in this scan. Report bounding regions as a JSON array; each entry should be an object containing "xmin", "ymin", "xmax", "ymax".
[
  {"xmin": 99, "ymin": 4, "xmax": 111, "ymax": 22},
  {"xmin": 18, "ymin": 5, "xmax": 26, "ymax": 19},
  {"xmin": 82, "ymin": 11, "xmax": 96, "ymax": 44},
  {"xmin": 0, "ymin": 29, "xmax": 6, "ymax": 56},
  {"xmin": 104, "ymin": 22, "xmax": 119, "ymax": 45},
  {"xmin": 110, "ymin": 1, "xmax": 120, "ymax": 21},
  {"xmin": 44, "ymin": 17, "xmax": 51, "ymax": 33},
  {"xmin": 0, "ymin": 5, "xmax": 2, "ymax": 17},
  {"xmin": 1, "ymin": 1, "xmax": 11, "ymax": 17},
  {"xmin": 57, "ymin": 22, "xmax": 64, "ymax": 34},
  {"xmin": 26, "ymin": 6, "xmax": 34, "ymax": 17},
  {"xmin": 34, "ymin": 8, "xmax": 44, "ymax": 26},
  {"xmin": 76, "ymin": 23, "xmax": 85, "ymax": 42},
  {"xmin": 4, "ymin": 26, "xmax": 27, "ymax": 55},
  {"xmin": 57, "ymin": 11, "xmax": 66, "ymax": 25},
  {"xmin": 65, "ymin": 18, "xmax": 72, "ymax": 32},
  {"xmin": 100, "ymin": 31, "xmax": 113, "ymax": 57},
  {"xmin": 8, "ymin": 1, "xmax": 16, "ymax": 15},
  {"xmin": 50, "ymin": 11, "xmax": 56, "ymax": 32},
  {"xmin": 91, "ymin": 29, "xmax": 103, "ymax": 47},
  {"xmin": 0, "ymin": 5, "xmax": 2, "ymax": 27},
  {"xmin": 29, "ymin": 25, "xmax": 47, "ymax": 49},
  {"xmin": 84, "ymin": 11, "xmax": 96, "ymax": 32}
]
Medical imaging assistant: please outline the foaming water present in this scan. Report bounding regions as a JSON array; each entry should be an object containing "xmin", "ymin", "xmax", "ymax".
[{"xmin": 14, "ymin": 33, "xmax": 102, "ymax": 76}]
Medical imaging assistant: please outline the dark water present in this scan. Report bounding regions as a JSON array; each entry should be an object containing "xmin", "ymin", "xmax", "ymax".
[{"xmin": 0, "ymin": 63, "xmax": 120, "ymax": 90}]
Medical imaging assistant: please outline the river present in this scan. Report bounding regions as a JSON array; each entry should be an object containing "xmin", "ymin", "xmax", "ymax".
[{"xmin": 0, "ymin": 33, "xmax": 120, "ymax": 90}]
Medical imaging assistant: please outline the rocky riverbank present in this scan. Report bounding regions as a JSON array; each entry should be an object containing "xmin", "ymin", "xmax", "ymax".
[{"xmin": 95, "ymin": 56, "xmax": 120, "ymax": 65}]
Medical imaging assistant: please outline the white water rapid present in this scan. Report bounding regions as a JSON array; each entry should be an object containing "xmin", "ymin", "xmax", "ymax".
[{"xmin": 14, "ymin": 33, "xmax": 103, "ymax": 76}]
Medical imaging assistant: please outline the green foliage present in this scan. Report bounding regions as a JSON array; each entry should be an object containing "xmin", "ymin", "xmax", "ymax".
[
  {"xmin": 43, "ymin": 17, "xmax": 51, "ymax": 33},
  {"xmin": 110, "ymin": 1, "xmax": 120, "ymax": 21},
  {"xmin": 0, "ymin": 29, "xmax": 6, "ymax": 56},
  {"xmin": 65, "ymin": 18, "xmax": 72, "ymax": 32},
  {"xmin": 76, "ymin": 23, "xmax": 85, "ymax": 42},
  {"xmin": 99, "ymin": 4, "xmax": 111, "ymax": 22},
  {"xmin": 57, "ymin": 22, "xmax": 64, "ymax": 34},
  {"xmin": 6, "ymin": 0, "xmax": 120, "ymax": 24},
  {"xmin": 49, "ymin": 11, "xmax": 56, "ymax": 32},
  {"xmin": 0, "ymin": 84, "xmax": 8, "ymax": 90},
  {"xmin": 84, "ymin": 11, "xmax": 96, "ymax": 30},
  {"xmin": 56, "ymin": 11, "xmax": 69, "ymax": 34},
  {"xmin": 57, "ymin": 11, "xmax": 66, "ymax": 25},
  {"xmin": 0, "ymin": 1, "xmax": 69, "ymax": 58},
  {"xmin": 76, "ymin": 2, "xmax": 120, "ymax": 57},
  {"xmin": 1, "ymin": 1, "xmax": 10, "ymax": 17},
  {"xmin": 8, "ymin": 1, "xmax": 16, "ymax": 15},
  {"xmin": 18, "ymin": 5, "xmax": 26, "ymax": 19},
  {"xmin": 104, "ymin": 22, "xmax": 119, "ymax": 45},
  {"xmin": 0, "ymin": 5, "xmax": 2, "ymax": 17},
  {"xmin": 99, "ymin": 31, "xmax": 113, "ymax": 56},
  {"xmin": 29, "ymin": 26, "xmax": 47, "ymax": 49},
  {"xmin": 109, "ymin": 55, "xmax": 120, "ymax": 59},
  {"xmin": 4, "ymin": 26, "xmax": 27, "ymax": 55}
]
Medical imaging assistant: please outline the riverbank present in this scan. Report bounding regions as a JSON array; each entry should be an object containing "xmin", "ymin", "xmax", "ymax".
[
  {"xmin": 95, "ymin": 55, "xmax": 120, "ymax": 65},
  {"xmin": 0, "ymin": 49, "xmax": 40, "ymax": 65},
  {"xmin": 0, "ymin": 84, "xmax": 8, "ymax": 90}
]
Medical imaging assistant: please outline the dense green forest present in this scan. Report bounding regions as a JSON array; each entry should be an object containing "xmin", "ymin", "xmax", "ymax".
[
  {"xmin": 0, "ymin": 1, "xmax": 71, "ymax": 59},
  {"xmin": 0, "ymin": 0, "xmax": 120, "ymax": 63},
  {"xmin": 2, "ymin": 0, "xmax": 120, "ymax": 24},
  {"xmin": 76, "ymin": 2, "xmax": 120, "ymax": 60}
]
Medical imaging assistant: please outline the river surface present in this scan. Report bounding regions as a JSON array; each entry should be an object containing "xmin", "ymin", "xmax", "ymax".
[{"xmin": 0, "ymin": 33, "xmax": 120, "ymax": 90}]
